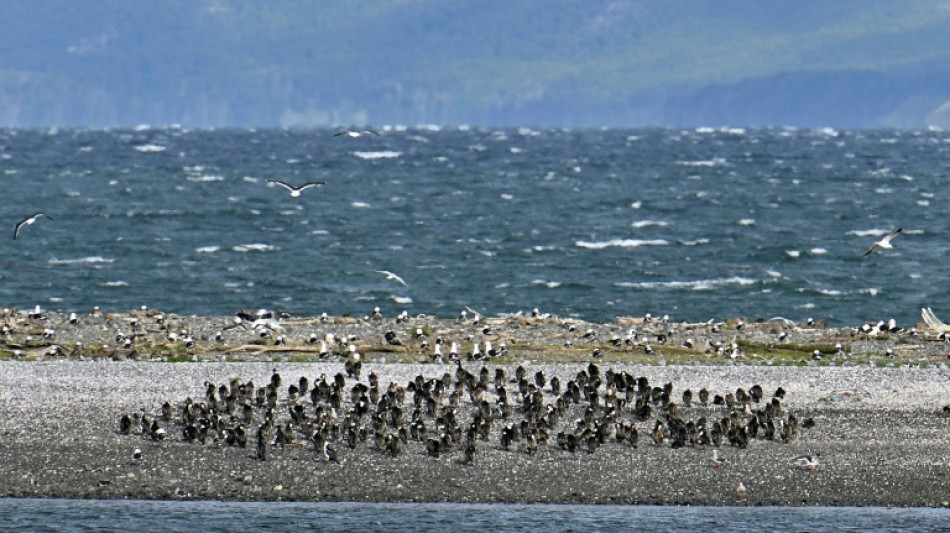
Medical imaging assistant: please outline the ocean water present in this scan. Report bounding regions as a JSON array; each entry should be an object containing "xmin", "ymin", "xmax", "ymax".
[
  {"xmin": 0, "ymin": 126, "xmax": 947, "ymax": 327},
  {"xmin": 0, "ymin": 499, "xmax": 945, "ymax": 532}
]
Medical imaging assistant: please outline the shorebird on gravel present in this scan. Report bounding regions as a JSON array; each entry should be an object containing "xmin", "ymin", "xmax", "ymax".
[
  {"xmin": 711, "ymin": 449, "xmax": 726, "ymax": 470},
  {"xmin": 469, "ymin": 341, "xmax": 484, "ymax": 361},
  {"xmin": 119, "ymin": 414, "xmax": 133, "ymax": 435},
  {"xmin": 323, "ymin": 441, "xmax": 340, "ymax": 463},
  {"xmin": 431, "ymin": 343, "xmax": 444, "ymax": 363}
]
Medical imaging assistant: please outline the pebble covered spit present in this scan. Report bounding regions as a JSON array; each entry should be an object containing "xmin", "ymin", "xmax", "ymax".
[{"xmin": 1, "ymin": 307, "xmax": 950, "ymax": 505}]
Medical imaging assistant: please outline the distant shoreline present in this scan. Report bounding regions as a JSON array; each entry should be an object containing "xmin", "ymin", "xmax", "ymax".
[{"xmin": 1, "ymin": 307, "xmax": 947, "ymax": 363}]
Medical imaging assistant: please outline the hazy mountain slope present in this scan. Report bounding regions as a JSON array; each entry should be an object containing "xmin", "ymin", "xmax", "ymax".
[{"xmin": 1, "ymin": 0, "xmax": 949, "ymax": 127}]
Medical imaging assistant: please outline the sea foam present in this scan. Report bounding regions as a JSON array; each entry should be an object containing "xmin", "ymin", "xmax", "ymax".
[{"xmin": 575, "ymin": 239, "xmax": 669, "ymax": 249}]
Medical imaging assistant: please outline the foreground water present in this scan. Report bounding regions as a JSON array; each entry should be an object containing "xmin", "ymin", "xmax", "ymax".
[
  {"xmin": 0, "ymin": 500, "xmax": 945, "ymax": 532},
  {"xmin": 1, "ymin": 126, "xmax": 947, "ymax": 327}
]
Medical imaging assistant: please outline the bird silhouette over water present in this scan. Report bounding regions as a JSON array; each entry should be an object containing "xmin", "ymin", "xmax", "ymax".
[
  {"xmin": 375, "ymin": 270, "xmax": 409, "ymax": 287},
  {"xmin": 268, "ymin": 180, "xmax": 325, "ymax": 198},
  {"xmin": 863, "ymin": 228, "xmax": 902, "ymax": 256},
  {"xmin": 14, "ymin": 213, "xmax": 52, "ymax": 239}
]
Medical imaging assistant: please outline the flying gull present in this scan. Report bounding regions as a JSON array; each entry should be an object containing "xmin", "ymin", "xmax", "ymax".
[
  {"xmin": 793, "ymin": 453, "xmax": 820, "ymax": 473},
  {"xmin": 863, "ymin": 228, "xmax": 902, "ymax": 256},
  {"xmin": 14, "ymin": 213, "xmax": 53, "ymax": 240},
  {"xmin": 375, "ymin": 270, "xmax": 409, "ymax": 287},
  {"xmin": 268, "ymin": 180, "xmax": 325, "ymax": 198}
]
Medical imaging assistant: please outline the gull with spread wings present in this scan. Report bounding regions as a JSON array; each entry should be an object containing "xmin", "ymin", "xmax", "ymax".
[
  {"xmin": 268, "ymin": 180, "xmax": 325, "ymax": 197},
  {"xmin": 14, "ymin": 213, "xmax": 53, "ymax": 240},
  {"xmin": 375, "ymin": 270, "xmax": 409, "ymax": 287},
  {"xmin": 863, "ymin": 228, "xmax": 902, "ymax": 256}
]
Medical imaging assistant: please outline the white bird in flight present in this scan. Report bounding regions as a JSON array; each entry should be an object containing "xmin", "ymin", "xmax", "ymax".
[
  {"xmin": 268, "ymin": 180, "xmax": 325, "ymax": 197},
  {"xmin": 793, "ymin": 453, "xmax": 820, "ymax": 473},
  {"xmin": 863, "ymin": 228, "xmax": 902, "ymax": 256},
  {"xmin": 375, "ymin": 270, "xmax": 409, "ymax": 287},
  {"xmin": 14, "ymin": 212, "xmax": 53, "ymax": 240}
]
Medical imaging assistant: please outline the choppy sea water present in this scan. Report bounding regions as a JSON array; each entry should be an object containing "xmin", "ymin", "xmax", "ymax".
[
  {"xmin": 0, "ymin": 500, "xmax": 945, "ymax": 532},
  {"xmin": 1, "ymin": 126, "xmax": 947, "ymax": 327}
]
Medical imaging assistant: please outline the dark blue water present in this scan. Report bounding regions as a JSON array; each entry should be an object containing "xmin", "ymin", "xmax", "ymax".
[
  {"xmin": 0, "ymin": 499, "xmax": 945, "ymax": 532},
  {"xmin": 1, "ymin": 126, "xmax": 947, "ymax": 327}
]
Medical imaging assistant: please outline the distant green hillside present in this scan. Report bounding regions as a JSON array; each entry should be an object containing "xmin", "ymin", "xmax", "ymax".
[{"xmin": 1, "ymin": 0, "xmax": 949, "ymax": 127}]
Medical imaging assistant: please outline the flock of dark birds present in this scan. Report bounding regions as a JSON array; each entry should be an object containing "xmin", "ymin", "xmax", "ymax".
[{"xmin": 118, "ymin": 354, "xmax": 816, "ymax": 469}]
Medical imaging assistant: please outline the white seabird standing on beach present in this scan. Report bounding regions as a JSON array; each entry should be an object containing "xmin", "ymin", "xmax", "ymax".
[
  {"xmin": 267, "ymin": 180, "xmax": 326, "ymax": 197},
  {"xmin": 375, "ymin": 270, "xmax": 409, "ymax": 287},
  {"xmin": 14, "ymin": 213, "xmax": 53, "ymax": 239},
  {"xmin": 863, "ymin": 228, "xmax": 902, "ymax": 256},
  {"xmin": 711, "ymin": 449, "xmax": 726, "ymax": 470}
]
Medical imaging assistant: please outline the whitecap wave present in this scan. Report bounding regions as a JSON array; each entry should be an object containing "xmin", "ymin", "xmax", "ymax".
[
  {"xmin": 391, "ymin": 295, "xmax": 413, "ymax": 304},
  {"xmin": 195, "ymin": 246, "xmax": 220, "ymax": 254},
  {"xmin": 48, "ymin": 256, "xmax": 115, "ymax": 265},
  {"xmin": 232, "ymin": 243, "xmax": 276, "ymax": 253},
  {"xmin": 614, "ymin": 276, "xmax": 757, "ymax": 290},
  {"xmin": 631, "ymin": 220, "xmax": 669, "ymax": 229},
  {"xmin": 676, "ymin": 157, "xmax": 727, "ymax": 167},
  {"xmin": 352, "ymin": 151, "xmax": 402, "ymax": 159},
  {"xmin": 350, "ymin": 202, "xmax": 371, "ymax": 209},
  {"xmin": 101, "ymin": 281, "xmax": 129, "ymax": 287},
  {"xmin": 531, "ymin": 279, "xmax": 562, "ymax": 289},
  {"xmin": 815, "ymin": 288, "xmax": 843, "ymax": 296},
  {"xmin": 677, "ymin": 239, "xmax": 709, "ymax": 246},
  {"xmin": 849, "ymin": 228, "xmax": 894, "ymax": 237},
  {"xmin": 186, "ymin": 175, "xmax": 224, "ymax": 182},
  {"xmin": 575, "ymin": 239, "xmax": 668, "ymax": 249},
  {"xmin": 134, "ymin": 144, "xmax": 166, "ymax": 152}
]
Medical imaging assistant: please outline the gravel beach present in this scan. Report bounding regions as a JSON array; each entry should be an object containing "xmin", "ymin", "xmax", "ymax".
[{"xmin": 1, "ymin": 309, "xmax": 949, "ymax": 506}]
